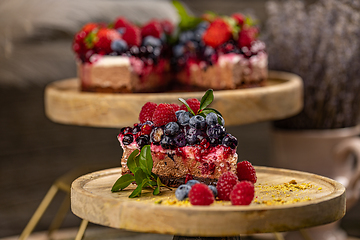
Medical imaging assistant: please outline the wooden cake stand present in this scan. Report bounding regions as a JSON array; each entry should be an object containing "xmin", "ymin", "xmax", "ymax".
[
  {"xmin": 44, "ymin": 71, "xmax": 303, "ymax": 128},
  {"xmin": 71, "ymin": 166, "xmax": 346, "ymax": 240}
]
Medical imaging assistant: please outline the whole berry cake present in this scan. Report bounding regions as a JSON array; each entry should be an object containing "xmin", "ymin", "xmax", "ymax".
[
  {"xmin": 117, "ymin": 90, "xmax": 238, "ymax": 187},
  {"xmin": 72, "ymin": 2, "xmax": 267, "ymax": 93}
]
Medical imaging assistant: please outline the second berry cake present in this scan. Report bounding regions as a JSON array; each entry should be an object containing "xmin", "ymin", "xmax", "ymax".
[{"xmin": 117, "ymin": 90, "xmax": 238, "ymax": 187}]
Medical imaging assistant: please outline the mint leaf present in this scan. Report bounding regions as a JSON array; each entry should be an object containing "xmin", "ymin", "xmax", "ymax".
[
  {"xmin": 139, "ymin": 145, "xmax": 153, "ymax": 176},
  {"xmin": 199, "ymin": 89, "xmax": 214, "ymax": 112},
  {"xmin": 111, "ymin": 174, "xmax": 135, "ymax": 192},
  {"xmin": 127, "ymin": 149, "xmax": 139, "ymax": 173},
  {"xmin": 203, "ymin": 107, "xmax": 222, "ymax": 116},
  {"xmin": 178, "ymin": 98, "xmax": 196, "ymax": 115},
  {"xmin": 153, "ymin": 186, "xmax": 160, "ymax": 195},
  {"xmin": 129, "ymin": 178, "xmax": 149, "ymax": 198},
  {"xmin": 172, "ymin": 0, "xmax": 202, "ymax": 31},
  {"xmin": 134, "ymin": 168, "xmax": 148, "ymax": 185}
]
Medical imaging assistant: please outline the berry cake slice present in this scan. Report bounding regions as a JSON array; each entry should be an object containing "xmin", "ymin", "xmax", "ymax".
[
  {"xmin": 172, "ymin": 9, "xmax": 268, "ymax": 90},
  {"xmin": 117, "ymin": 91, "xmax": 238, "ymax": 187},
  {"xmin": 73, "ymin": 18, "xmax": 173, "ymax": 93}
]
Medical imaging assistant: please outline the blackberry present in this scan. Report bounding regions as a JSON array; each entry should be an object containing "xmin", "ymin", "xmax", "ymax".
[
  {"xmin": 206, "ymin": 124, "xmax": 226, "ymax": 139},
  {"xmin": 160, "ymin": 135, "xmax": 176, "ymax": 149},
  {"xmin": 164, "ymin": 122, "xmax": 180, "ymax": 136},
  {"xmin": 189, "ymin": 115, "xmax": 206, "ymax": 129},
  {"xmin": 222, "ymin": 133, "xmax": 238, "ymax": 149},
  {"xmin": 150, "ymin": 127, "xmax": 164, "ymax": 145},
  {"xmin": 205, "ymin": 112, "xmax": 218, "ymax": 126},
  {"xmin": 136, "ymin": 135, "xmax": 150, "ymax": 148},
  {"xmin": 122, "ymin": 134, "xmax": 133, "ymax": 145}
]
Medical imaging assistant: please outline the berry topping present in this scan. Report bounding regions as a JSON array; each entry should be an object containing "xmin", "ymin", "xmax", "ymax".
[
  {"xmin": 114, "ymin": 17, "xmax": 130, "ymax": 29},
  {"xmin": 222, "ymin": 133, "xmax": 238, "ymax": 149},
  {"xmin": 111, "ymin": 39, "xmax": 128, "ymax": 53},
  {"xmin": 231, "ymin": 13, "xmax": 245, "ymax": 26},
  {"xmin": 120, "ymin": 126, "xmax": 132, "ymax": 135},
  {"xmin": 141, "ymin": 122, "xmax": 153, "ymax": 135},
  {"xmin": 136, "ymin": 135, "xmax": 150, "ymax": 148},
  {"xmin": 186, "ymin": 179, "xmax": 200, "ymax": 187},
  {"xmin": 161, "ymin": 19, "xmax": 175, "ymax": 35},
  {"xmin": 139, "ymin": 102, "xmax": 158, "ymax": 123},
  {"xmin": 188, "ymin": 183, "xmax": 215, "ymax": 205},
  {"xmin": 236, "ymin": 160, "xmax": 257, "ymax": 184},
  {"xmin": 189, "ymin": 115, "xmax": 206, "ymax": 129},
  {"xmin": 202, "ymin": 18, "xmax": 232, "ymax": 48},
  {"xmin": 205, "ymin": 112, "xmax": 219, "ymax": 126},
  {"xmin": 152, "ymin": 103, "xmax": 177, "ymax": 127},
  {"xmin": 175, "ymin": 184, "xmax": 192, "ymax": 201},
  {"xmin": 238, "ymin": 27, "xmax": 258, "ymax": 48},
  {"xmin": 150, "ymin": 127, "xmax": 164, "ymax": 144},
  {"xmin": 142, "ymin": 36, "xmax": 162, "ymax": 47},
  {"xmin": 180, "ymin": 98, "xmax": 200, "ymax": 114},
  {"xmin": 206, "ymin": 124, "xmax": 226, "ymax": 139},
  {"xmin": 185, "ymin": 127, "xmax": 202, "ymax": 145},
  {"xmin": 216, "ymin": 171, "xmax": 239, "ymax": 201},
  {"xmin": 141, "ymin": 20, "xmax": 163, "ymax": 38},
  {"xmin": 122, "ymin": 24, "xmax": 142, "ymax": 47},
  {"xmin": 94, "ymin": 28, "xmax": 122, "ymax": 54},
  {"xmin": 160, "ymin": 135, "xmax": 176, "ymax": 149},
  {"xmin": 208, "ymin": 185, "xmax": 218, "ymax": 197},
  {"xmin": 122, "ymin": 134, "xmax": 134, "ymax": 145},
  {"xmin": 230, "ymin": 181, "xmax": 255, "ymax": 205},
  {"xmin": 170, "ymin": 104, "xmax": 180, "ymax": 112},
  {"xmin": 174, "ymin": 132, "xmax": 186, "ymax": 147},
  {"xmin": 177, "ymin": 111, "xmax": 192, "ymax": 126},
  {"xmin": 164, "ymin": 122, "xmax": 180, "ymax": 136}
]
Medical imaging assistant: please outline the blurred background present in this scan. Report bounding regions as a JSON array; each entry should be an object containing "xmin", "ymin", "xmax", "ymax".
[{"xmin": 1, "ymin": 0, "xmax": 359, "ymax": 239}]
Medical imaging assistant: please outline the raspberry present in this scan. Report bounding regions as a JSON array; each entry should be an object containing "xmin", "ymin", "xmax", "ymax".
[
  {"xmin": 139, "ymin": 102, "xmax": 157, "ymax": 123},
  {"xmin": 231, "ymin": 13, "xmax": 245, "ymax": 26},
  {"xmin": 236, "ymin": 160, "xmax": 257, "ymax": 184},
  {"xmin": 152, "ymin": 103, "xmax": 177, "ymax": 127},
  {"xmin": 180, "ymin": 98, "xmax": 200, "ymax": 114},
  {"xmin": 114, "ymin": 17, "xmax": 130, "ymax": 29},
  {"xmin": 141, "ymin": 20, "xmax": 163, "ymax": 38},
  {"xmin": 188, "ymin": 183, "xmax": 215, "ymax": 205},
  {"xmin": 94, "ymin": 28, "xmax": 121, "ymax": 54},
  {"xmin": 238, "ymin": 27, "xmax": 258, "ymax": 48},
  {"xmin": 230, "ymin": 181, "xmax": 255, "ymax": 205},
  {"xmin": 160, "ymin": 20, "xmax": 175, "ymax": 35},
  {"xmin": 202, "ymin": 18, "xmax": 232, "ymax": 48},
  {"xmin": 123, "ymin": 24, "xmax": 141, "ymax": 47},
  {"xmin": 170, "ymin": 103, "xmax": 180, "ymax": 112},
  {"xmin": 216, "ymin": 171, "xmax": 239, "ymax": 201}
]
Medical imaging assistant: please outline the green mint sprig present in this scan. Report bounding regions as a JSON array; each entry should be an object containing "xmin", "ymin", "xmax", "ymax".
[
  {"xmin": 111, "ymin": 145, "xmax": 170, "ymax": 198},
  {"xmin": 172, "ymin": 0, "xmax": 202, "ymax": 31},
  {"xmin": 178, "ymin": 89, "xmax": 224, "ymax": 125}
]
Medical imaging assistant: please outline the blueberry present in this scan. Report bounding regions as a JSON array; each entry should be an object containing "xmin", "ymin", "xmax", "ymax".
[
  {"xmin": 205, "ymin": 112, "xmax": 218, "ymax": 126},
  {"xmin": 204, "ymin": 46, "xmax": 215, "ymax": 58},
  {"xmin": 177, "ymin": 111, "xmax": 192, "ymax": 126},
  {"xmin": 111, "ymin": 39, "xmax": 128, "ymax": 53},
  {"xmin": 186, "ymin": 127, "xmax": 200, "ymax": 145},
  {"xmin": 136, "ymin": 135, "xmax": 150, "ymax": 148},
  {"xmin": 189, "ymin": 115, "xmax": 206, "ymax": 129},
  {"xmin": 132, "ymin": 125, "xmax": 141, "ymax": 134},
  {"xmin": 206, "ymin": 124, "xmax": 226, "ymax": 139},
  {"xmin": 186, "ymin": 179, "xmax": 200, "ymax": 187},
  {"xmin": 120, "ymin": 126, "xmax": 132, "ymax": 135},
  {"xmin": 179, "ymin": 31, "xmax": 195, "ymax": 43},
  {"xmin": 222, "ymin": 133, "xmax": 238, "ymax": 149},
  {"xmin": 174, "ymin": 132, "xmax": 186, "ymax": 147},
  {"xmin": 173, "ymin": 44, "xmax": 185, "ymax": 58},
  {"xmin": 208, "ymin": 137, "xmax": 219, "ymax": 146},
  {"xmin": 208, "ymin": 185, "xmax": 218, "ymax": 197},
  {"xmin": 142, "ymin": 36, "xmax": 162, "ymax": 47},
  {"xmin": 164, "ymin": 122, "xmax": 180, "ymax": 136},
  {"xmin": 196, "ymin": 21, "xmax": 210, "ymax": 30},
  {"xmin": 122, "ymin": 134, "xmax": 133, "ymax": 145},
  {"xmin": 150, "ymin": 127, "xmax": 164, "ymax": 144},
  {"xmin": 175, "ymin": 110, "xmax": 186, "ymax": 119},
  {"xmin": 160, "ymin": 135, "xmax": 176, "ymax": 149},
  {"xmin": 129, "ymin": 46, "xmax": 139, "ymax": 55},
  {"xmin": 175, "ymin": 184, "xmax": 191, "ymax": 201}
]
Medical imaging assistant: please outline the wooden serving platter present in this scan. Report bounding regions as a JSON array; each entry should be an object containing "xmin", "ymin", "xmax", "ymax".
[
  {"xmin": 45, "ymin": 71, "xmax": 303, "ymax": 128},
  {"xmin": 71, "ymin": 166, "xmax": 345, "ymax": 237}
]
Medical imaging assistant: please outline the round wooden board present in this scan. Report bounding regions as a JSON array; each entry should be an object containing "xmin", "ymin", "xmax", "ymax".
[
  {"xmin": 45, "ymin": 71, "xmax": 303, "ymax": 128},
  {"xmin": 71, "ymin": 166, "xmax": 345, "ymax": 237}
]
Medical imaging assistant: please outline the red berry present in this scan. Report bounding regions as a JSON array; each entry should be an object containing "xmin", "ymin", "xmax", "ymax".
[
  {"xmin": 170, "ymin": 103, "xmax": 180, "ymax": 112},
  {"xmin": 160, "ymin": 20, "xmax": 174, "ymax": 35},
  {"xmin": 180, "ymin": 98, "xmax": 200, "ymax": 114},
  {"xmin": 123, "ymin": 24, "xmax": 141, "ymax": 47},
  {"xmin": 230, "ymin": 181, "xmax": 255, "ymax": 205},
  {"xmin": 82, "ymin": 23, "xmax": 98, "ymax": 34},
  {"xmin": 238, "ymin": 27, "xmax": 258, "ymax": 48},
  {"xmin": 202, "ymin": 18, "xmax": 232, "ymax": 48},
  {"xmin": 185, "ymin": 174, "xmax": 193, "ymax": 183},
  {"xmin": 114, "ymin": 17, "xmax": 130, "ymax": 29},
  {"xmin": 236, "ymin": 160, "xmax": 257, "ymax": 184},
  {"xmin": 216, "ymin": 171, "xmax": 239, "ymax": 201},
  {"xmin": 188, "ymin": 183, "xmax": 215, "ymax": 205},
  {"xmin": 201, "ymin": 13, "xmax": 217, "ymax": 22},
  {"xmin": 231, "ymin": 13, "xmax": 245, "ymax": 26},
  {"xmin": 141, "ymin": 124, "xmax": 153, "ymax": 135},
  {"xmin": 152, "ymin": 103, "xmax": 177, "ymax": 127},
  {"xmin": 139, "ymin": 102, "xmax": 157, "ymax": 123},
  {"xmin": 141, "ymin": 20, "xmax": 163, "ymax": 38},
  {"xmin": 94, "ymin": 28, "xmax": 121, "ymax": 54}
]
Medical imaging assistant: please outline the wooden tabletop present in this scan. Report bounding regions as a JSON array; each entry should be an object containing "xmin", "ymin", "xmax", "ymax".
[
  {"xmin": 45, "ymin": 71, "xmax": 303, "ymax": 128},
  {"xmin": 71, "ymin": 166, "xmax": 345, "ymax": 237}
]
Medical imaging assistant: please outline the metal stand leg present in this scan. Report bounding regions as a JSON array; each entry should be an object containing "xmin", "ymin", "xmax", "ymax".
[
  {"xmin": 299, "ymin": 229, "xmax": 314, "ymax": 240},
  {"xmin": 273, "ymin": 232, "xmax": 285, "ymax": 240},
  {"xmin": 19, "ymin": 185, "xmax": 59, "ymax": 240},
  {"xmin": 75, "ymin": 219, "xmax": 89, "ymax": 240},
  {"xmin": 48, "ymin": 192, "xmax": 71, "ymax": 237}
]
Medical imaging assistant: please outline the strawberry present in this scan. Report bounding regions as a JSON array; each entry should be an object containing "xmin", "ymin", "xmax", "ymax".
[
  {"xmin": 160, "ymin": 20, "xmax": 174, "ymax": 35},
  {"xmin": 238, "ymin": 27, "xmax": 258, "ymax": 48},
  {"xmin": 141, "ymin": 20, "xmax": 163, "ymax": 38},
  {"xmin": 180, "ymin": 98, "xmax": 200, "ymax": 114},
  {"xmin": 94, "ymin": 28, "xmax": 121, "ymax": 54},
  {"xmin": 123, "ymin": 24, "xmax": 141, "ymax": 47},
  {"xmin": 152, "ymin": 103, "xmax": 177, "ymax": 127},
  {"xmin": 236, "ymin": 160, "xmax": 257, "ymax": 184},
  {"xmin": 202, "ymin": 18, "xmax": 232, "ymax": 48},
  {"xmin": 230, "ymin": 181, "xmax": 255, "ymax": 205},
  {"xmin": 73, "ymin": 23, "xmax": 99, "ymax": 55},
  {"xmin": 82, "ymin": 23, "xmax": 99, "ymax": 34},
  {"xmin": 139, "ymin": 102, "xmax": 157, "ymax": 123},
  {"xmin": 114, "ymin": 17, "xmax": 130, "ymax": 29},
  {"xmin": 201, "ymin": 13, "xmax": 217, "ymax": 22},
  {"xmin": 231, "ymin": 13, "xmax": 245, "ymax": 26}
]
